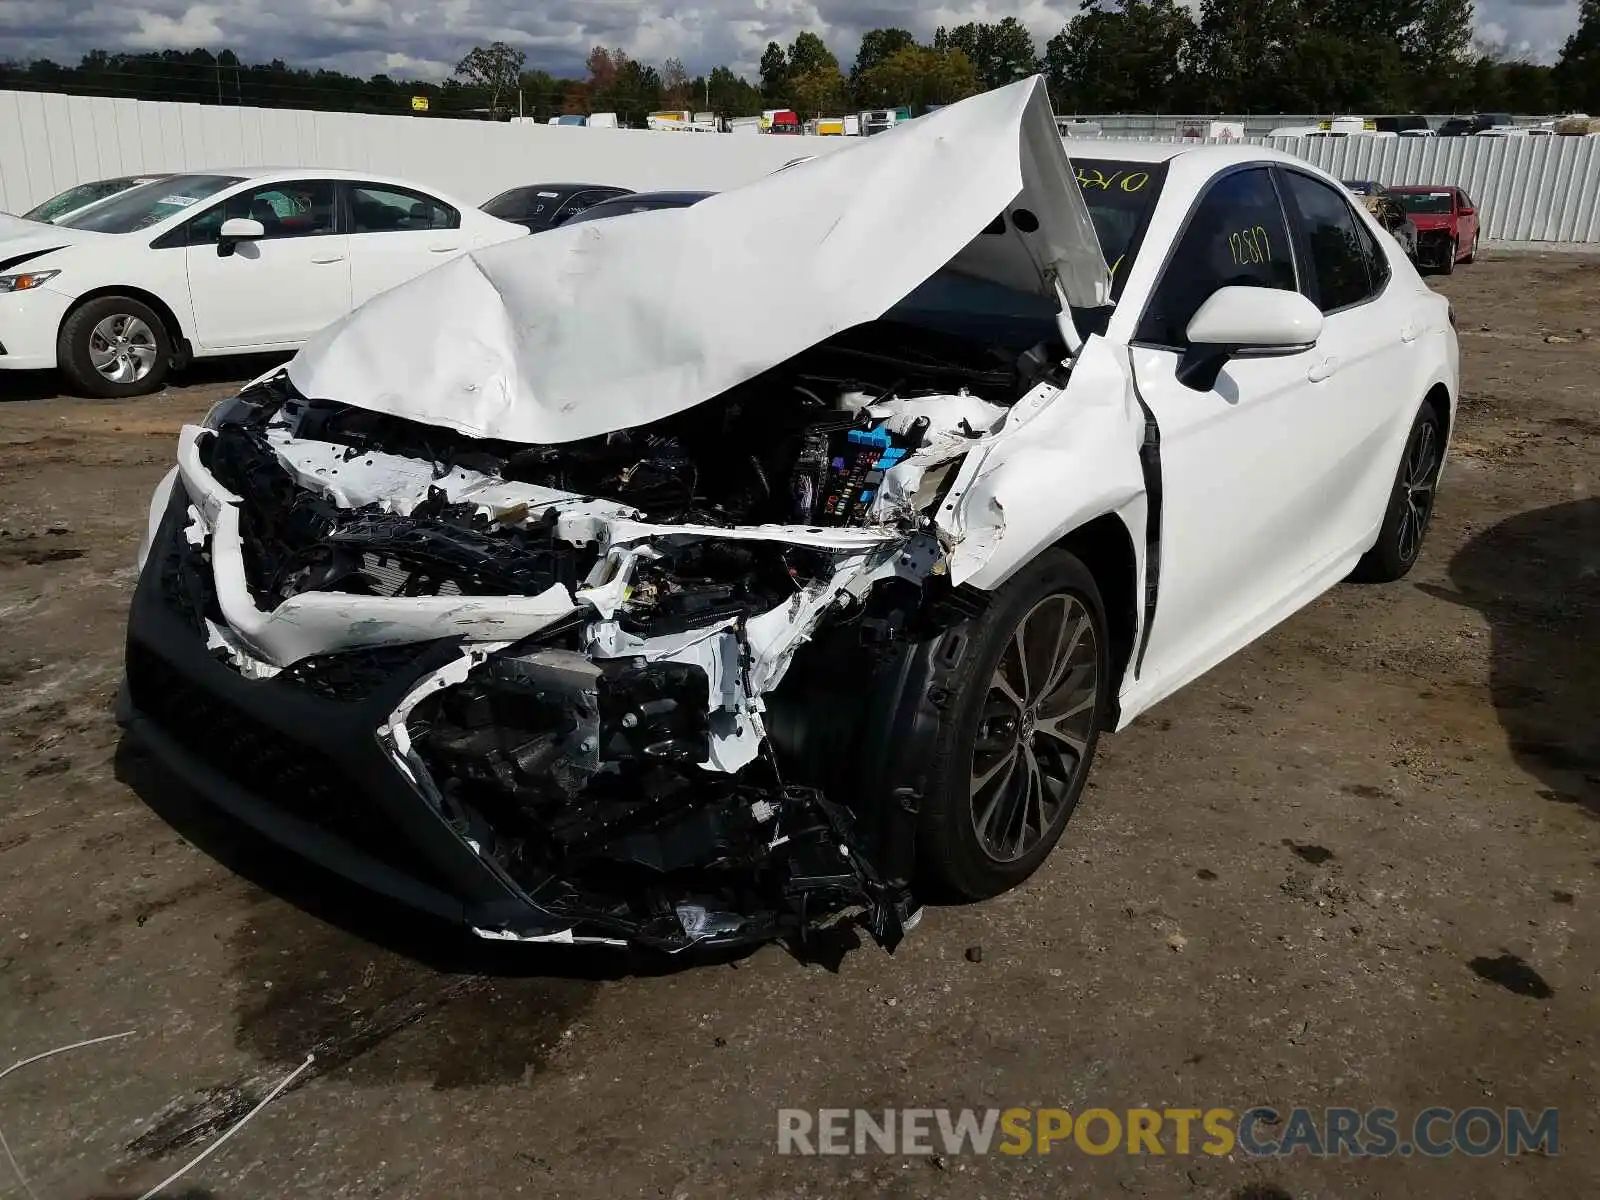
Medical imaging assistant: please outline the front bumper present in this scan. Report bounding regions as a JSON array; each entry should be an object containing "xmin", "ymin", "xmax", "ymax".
[
  {"xmin": 1414, "ymin": 228, "xmax": 1457, "ymax": 267},
  {"xmin": 118, "ymin": 484, "xmax": 606, "ymax": 941},
  {"xmin": 0, "ymin": 285, "xmax": 72, "ymax": 369}
]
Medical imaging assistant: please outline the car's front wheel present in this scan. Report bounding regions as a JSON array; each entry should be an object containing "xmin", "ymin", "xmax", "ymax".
[
  {"xmin": 1353, "ymin": 400, "xmax": 1444, "ymax": 583},
  {"xmin": 917, "ymin": 548, "xmax": 1110, "ymax": 901},
  {"xmin": 1462, "ymin": 233, "xmax": 1478, "ymax": 264},
  {"xmin": 58, "ymin": 295, "xmax": 172, "ymax": 398},
  {"xmin": 1437, "ymin": 239, "xmax": 1457, "ymax": 275}
]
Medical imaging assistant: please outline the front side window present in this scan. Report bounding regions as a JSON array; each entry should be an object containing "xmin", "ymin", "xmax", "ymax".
[
  {"xmin": 1280, "ymin": 171, "xmax": 1379, "ymax": 312},
  {"xmin": 180, "ymin": 180, "xmax": 338, "ymax": 245},
  {"xmin": 58, "ymin": 174, "xmax": 241, "ymax": 233},
  {"xmin": 1135, "ymin": 167, "xmax": 1296, "ymax": 347},
  {"xmin": 348, "ymin": 184, "xmax": 460, "ymax": 233}
]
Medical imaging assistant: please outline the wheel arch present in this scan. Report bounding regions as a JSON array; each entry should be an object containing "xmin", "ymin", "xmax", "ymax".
[
  {"xmin": 1421, "ymin": 379, "xmax": 1451, "ymax": 445},
  {"xmin": 1052, "ymin": 514, "xmax": 1140, "ymax": 730},
  {"xmin": 60, "ymin": 286, "xmax": 191, "ymax": 360}
]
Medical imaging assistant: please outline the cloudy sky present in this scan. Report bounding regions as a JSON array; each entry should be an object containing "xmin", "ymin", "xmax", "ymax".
[{"xmin": 0, "ymin": 0, "xmax": 1584, "ymax": 82}]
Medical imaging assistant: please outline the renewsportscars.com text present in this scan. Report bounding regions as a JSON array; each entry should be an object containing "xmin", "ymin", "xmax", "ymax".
[{"xmin": 777, "ymin": 1106, "xmax": 1559, "ymax": 1158}]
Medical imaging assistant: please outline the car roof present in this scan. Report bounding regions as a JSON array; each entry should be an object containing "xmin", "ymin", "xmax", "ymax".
[
  {"xmin": 495, "ymin": 182, "xmax": 628, "ymax": 194},
  {"xmin": 1386, "ymin": 184, "xmax": 1454, "ymax": 192},
  {"xmin": 591, "ymin": 189, "xmax": 716, "ymax": 205},
  {"xmin": 1066, "ymin": 140, "xmax": 1306, "ymax": 170},
  {"xmin": 173, "ymin": 166, "xmax": 457, "ymax": 188}
]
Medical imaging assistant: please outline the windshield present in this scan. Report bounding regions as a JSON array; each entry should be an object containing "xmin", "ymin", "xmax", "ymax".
[
  {"xmin": 1396, "ymin": 190, "xmax": 1455, "ymax": 215},
  {"xmin": 1069, "ymin": 158, "xmax": 1169, "ymax": 297},
  {"xmin": 58, "ymin": 174, "xmax": 241, "ymax": 233},
  {"xmin": 24, "ymin": 177, "xmax": 148, "ymax": 223},
  {"xmin": 482, "ymin": 186, "xmax": 574, "ymax": 221}
]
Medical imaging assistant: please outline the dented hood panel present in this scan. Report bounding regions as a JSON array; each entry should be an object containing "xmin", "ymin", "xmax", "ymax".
[{"xmin": 285, "ymin": 77, "xmax": 1110, "ymax": 445}]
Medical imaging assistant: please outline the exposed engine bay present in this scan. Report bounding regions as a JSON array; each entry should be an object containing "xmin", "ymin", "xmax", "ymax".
[{"xmin": 151, "ymin": 315, "xmax": 1067, "ymax": 953}]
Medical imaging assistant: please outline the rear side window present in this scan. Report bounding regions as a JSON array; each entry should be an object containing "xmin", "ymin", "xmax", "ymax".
[
  {"xmin": 347, "ymin": 183, "xmax": 460, "ymax": 233},
  {"xmin": 1280, "ymin": 172, "xmax": 1381, "ymax": 312},
  {"xmin": 1135, "ymin": 167, "xmax": 1296, "ymax": 347}
]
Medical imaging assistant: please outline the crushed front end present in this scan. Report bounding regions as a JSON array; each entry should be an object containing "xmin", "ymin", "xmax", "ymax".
[{"xmin": 121, "ymin": 324, "xmax": 1052, "ymax": 953}]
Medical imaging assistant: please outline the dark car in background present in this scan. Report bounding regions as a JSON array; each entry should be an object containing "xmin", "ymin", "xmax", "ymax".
[
  {"xmin": 1387, "ymin": 185, "xmax": 1480, "ymax": 273},
  {"xmin": 1372, "ymin": 115, "xmax": 1430, "ymax": 135},
  {"xmin": 480, "ymin": 183, "xmax": 634, "ymax": 233},
  {"xmin": 1342, "ymin": 180, "xmax": 1419, "ymax": 261},
  {"xmin": 560, "ymin": 190, "xmax": 718, "ymax": 225}
]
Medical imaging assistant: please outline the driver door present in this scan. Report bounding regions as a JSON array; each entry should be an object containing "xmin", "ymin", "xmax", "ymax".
[
  {"xmin": 182, "ymin": 179, "xmax": 351, "ymax": 350},
  {"xmin": 1128, "ymin": 166, "xmax": 1330, "ymax": 692}
]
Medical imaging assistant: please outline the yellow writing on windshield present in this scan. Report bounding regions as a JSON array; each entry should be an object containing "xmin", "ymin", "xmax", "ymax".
[{"xmin": 1076, "ymin": 168, "xmax": 1150, "ymax": 194}]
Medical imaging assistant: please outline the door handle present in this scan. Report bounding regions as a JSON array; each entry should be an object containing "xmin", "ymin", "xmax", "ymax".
[
  {"xmin": 1400, "ymin": 321, "xmax": 1420, "ymax": 343},
  {"xmin": 1307, "ymin": 357, "xmax": 1341, "ymax": 383},
  {"xmin": 428, "ymin": 244, "xmax": 461, "ymax": 254},
  {"xmin": 311, "ymin": 254, "xmax": 346, "ymax": 264}
]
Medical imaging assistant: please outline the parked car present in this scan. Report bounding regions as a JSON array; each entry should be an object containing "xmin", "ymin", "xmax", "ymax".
[
  {"xmin": 559, "ymin": 190, "xmax": 717, "ymax": 224},
  {"xmin": 1341, "ymin": 180, "xmax": 1419, "ymax": 260},
  {"xmin": 1386, "ymin": 185, "xmax": 1480, "ymax": 273},
  {"xmin": 21, "ymin": 174, "xmax": 173, "ymax": 224},
  {"xmin": 479, "ymin": 183, "xmax": 633, "ymax": 233},
  {"xmin": 0, "ymin": 168, "xmax": 526, "ymax": 397},
  {"xmin": 1372, "ymin": 115, "xmax": 1430, "ymax": 135},
  {"xmin": 119, "ymin": 79, "xmax": 1458, "ymax": 955},
  {"xmin": 1436, "ymin": 116, "xmax": 1475, "ymax": 137}
]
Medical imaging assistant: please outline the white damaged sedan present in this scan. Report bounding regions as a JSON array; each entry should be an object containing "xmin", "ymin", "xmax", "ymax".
[{"xmin": 119, "ymin": 78, "xmax": 1459, "ymax": 953}]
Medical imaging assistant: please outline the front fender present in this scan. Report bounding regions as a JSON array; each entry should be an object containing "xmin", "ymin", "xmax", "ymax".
[{"xmin": 948, "ymin": 334, "xmax": 1149, "ymax": 593}]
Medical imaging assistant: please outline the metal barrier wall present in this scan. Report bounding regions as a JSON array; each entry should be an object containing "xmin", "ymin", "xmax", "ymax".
[
  {"xmin": 1266, "ymin": 133, "xmax": 1600, "ymax": 242},
  {"xmin": 3, "ymin": 89, "xmax": 1595, "ymax": 242},
  {"xmin": 1079, "ymin": 131, "xmax": 1600, "ymax": 242},
  {"xmin": 0, "ymin": 89, "xmax": 847, "ymax": 214}
]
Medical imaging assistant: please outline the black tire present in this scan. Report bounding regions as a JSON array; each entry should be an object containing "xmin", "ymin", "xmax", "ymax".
[
  {"xmin": 1462, "ymin": 233, "xmax": 1477, "ymax": 264},
  {"xmin": 57, "ymin": 295, "xmax": 172, "ymax": 398},
  {"xmin": 1437, "ymin": 239, "xmax": 1457, "ymax": 276},
  {"xmin": 916, "ymin": 548, "xmax": 1111, "ymax": 901},
  {"xmin": 1352, "ymin": 401, "xmax": 1444, "ymax": 583}
]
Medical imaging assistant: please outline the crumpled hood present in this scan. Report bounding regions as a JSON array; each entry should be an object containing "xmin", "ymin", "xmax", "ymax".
[{"xmin": 286, "ymin": 76, "xmax": 1111, "ymax": 446}]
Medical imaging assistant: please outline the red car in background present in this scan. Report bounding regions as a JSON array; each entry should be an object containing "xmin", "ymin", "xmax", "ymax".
[{"xmin": 1388, "ymin": 185, "xmax": 1481, "ymax": 274}]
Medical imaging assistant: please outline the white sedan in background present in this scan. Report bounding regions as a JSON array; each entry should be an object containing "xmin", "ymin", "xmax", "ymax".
[{"xmin": 0, "ymin": 168, "xmax": 526, "ymax": 396}]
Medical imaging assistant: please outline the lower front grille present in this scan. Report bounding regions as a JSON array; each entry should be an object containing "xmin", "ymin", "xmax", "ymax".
[{"xmin": 125, "ymin": 642, "xmax": 450, "ymax": 887}]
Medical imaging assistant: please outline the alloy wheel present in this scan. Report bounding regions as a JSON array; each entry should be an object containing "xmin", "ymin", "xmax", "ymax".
[
  {"xmin": 970, "ymin": 593, "xmax": 1099, "ymax": 863},
  {"xmin": 89, "ymin": 314, "xmax": 158, "ymax": 384},
  {"xmin": 1396, "ymin": 418, "xmax": 1440, "ymax": 564}
]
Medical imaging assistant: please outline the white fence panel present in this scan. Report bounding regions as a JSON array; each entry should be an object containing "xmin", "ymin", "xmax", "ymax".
[
  {"xmin": 3, "ymin": 90, "xmax": 1596, "ymax": 241},
  {"xmin": 1265, "ymin": 134, "xmax": 1600, "ymax": 242},
  {"xmin": 0, "ymin": 90, "xmax": 847, "ymax": 214}
]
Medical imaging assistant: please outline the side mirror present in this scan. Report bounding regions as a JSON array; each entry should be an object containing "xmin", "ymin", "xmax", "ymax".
[
  {"xmin": 1177, "ymin": 286, "xmax": 1323, "ymax": 392},
  {"xmin": 217, "ymin": 217, "xmax": 265, "ymax": 257},
  {"xmin": 1458, "ymin": 206, "xmax": 1476, "ymax": 217}
]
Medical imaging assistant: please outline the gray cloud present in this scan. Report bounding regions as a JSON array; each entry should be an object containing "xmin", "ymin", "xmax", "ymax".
[{"xmin": 0, "ymin": 0, "xmax": 1582, "ymax": 82}]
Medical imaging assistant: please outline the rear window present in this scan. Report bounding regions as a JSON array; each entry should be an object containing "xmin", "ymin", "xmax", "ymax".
[
  {"xmin": 1069, "ymin": 158, "xmax": 1168, "ymax": 299},
  {"xmin": 1395, "ymin": 190, "xmax": 1454, "ymax": 215}
]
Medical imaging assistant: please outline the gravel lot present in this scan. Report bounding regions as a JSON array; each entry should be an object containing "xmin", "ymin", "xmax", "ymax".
[{"xmin": 0, "ymin": 252, "xmax": 1595, "ymax": 1199}]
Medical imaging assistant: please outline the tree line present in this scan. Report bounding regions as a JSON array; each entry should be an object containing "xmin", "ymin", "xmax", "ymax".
[{"xmin": 3, "ymin": 2, "xmax": 1598, "ymax": 123}]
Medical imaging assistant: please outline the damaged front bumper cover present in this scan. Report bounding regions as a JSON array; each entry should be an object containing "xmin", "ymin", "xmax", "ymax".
[{"xmin": 119, "ymin": 440, "xmax": 931, "ymax": 956}]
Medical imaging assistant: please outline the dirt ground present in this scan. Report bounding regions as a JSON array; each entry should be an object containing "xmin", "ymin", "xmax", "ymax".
[{"xmin": 0, "ymin": 253, "xmax": 1595, "ymax": 1200}]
